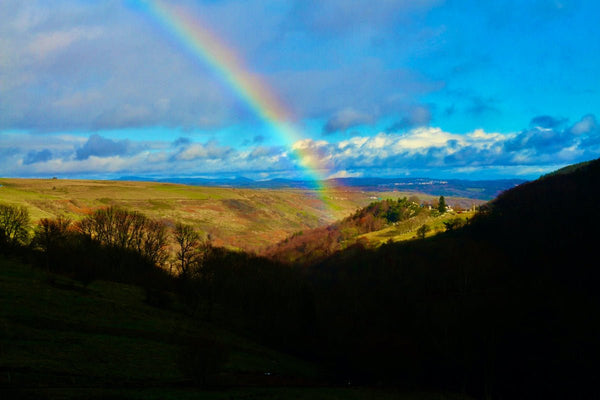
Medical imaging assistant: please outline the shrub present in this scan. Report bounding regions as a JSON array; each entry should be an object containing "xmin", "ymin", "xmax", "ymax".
[{"xmin": 416, "ymin": 224, "xmax": 431, "ymax": 239}]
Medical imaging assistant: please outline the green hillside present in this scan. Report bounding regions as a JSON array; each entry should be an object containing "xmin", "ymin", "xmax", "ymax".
[
  {"xmin": 265, "ymin": 196, "xmax": 476, "ymax": 263},
  {"xmin": 0, "ymin": 178, "xmax": 481, "ymax": 251},
  {"xmin": 358, "ymin": 210, "xmax": 474, "ymax": 243}
]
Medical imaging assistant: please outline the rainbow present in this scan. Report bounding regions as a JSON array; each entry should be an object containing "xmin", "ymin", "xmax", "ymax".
[{"xmin": 135, "ymin": 0, "xmax": 339, "ymax": 214}]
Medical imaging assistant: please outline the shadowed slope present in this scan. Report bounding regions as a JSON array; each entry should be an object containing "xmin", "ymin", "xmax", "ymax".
[{"xmin": 306, "ymin": 157, "xmax": 600, "ymax": 398}]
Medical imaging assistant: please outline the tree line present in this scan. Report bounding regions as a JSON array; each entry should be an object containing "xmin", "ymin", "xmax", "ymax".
[{"xmin": 0, "ymin": 203, "xmax": 213, "ymax": 286}]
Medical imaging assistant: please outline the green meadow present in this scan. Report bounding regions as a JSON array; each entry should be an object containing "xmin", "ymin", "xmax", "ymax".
[{"xmin": 360, "ymin": 210, "xmax": 476, "ymax": 245}]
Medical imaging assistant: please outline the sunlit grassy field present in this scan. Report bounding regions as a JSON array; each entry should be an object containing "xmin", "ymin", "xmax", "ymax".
[
  {"xmin": 0, "ymin": 178, "xmax": 481, "ymax": 251},
  {"xmin": 360, "ymin": 211, "xmax": 476, "ymax": 245}
]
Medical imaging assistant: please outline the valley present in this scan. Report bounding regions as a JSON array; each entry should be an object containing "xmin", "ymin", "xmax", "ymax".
[
  {"xmin": 2, "ymin": 1, "xmax": 596, "ymax": 397},
  {"xmin": 2, "ymin": 159, "xmax": 599, "ymax": 399},
  {"xmin": 0, "ymin": 178, "xmax": 484, "ymax": 251}
]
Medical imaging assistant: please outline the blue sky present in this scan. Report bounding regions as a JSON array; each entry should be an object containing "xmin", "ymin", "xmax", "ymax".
[{"xmin": 1, "ymin": 0, "xmax": 599, "ymax": 180}]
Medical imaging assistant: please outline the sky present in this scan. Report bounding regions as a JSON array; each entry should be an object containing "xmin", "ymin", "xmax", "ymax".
[{"xmin": 1, "ymin": 0, "xmax": 599, "ymax": 181}]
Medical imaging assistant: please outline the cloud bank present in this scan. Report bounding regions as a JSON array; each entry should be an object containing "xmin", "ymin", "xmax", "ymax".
[{"xmin": 2, "ymin": 115, "xmax": 598, "ymax": 180}]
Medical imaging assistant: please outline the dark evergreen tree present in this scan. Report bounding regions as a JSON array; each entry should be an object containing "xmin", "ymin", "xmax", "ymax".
[{"xmin": 438, "ymin": 195, "xmax": 447, "ymax": 213}]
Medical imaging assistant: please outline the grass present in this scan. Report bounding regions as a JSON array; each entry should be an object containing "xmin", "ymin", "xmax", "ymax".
[
  {"xmin": 5, "ymin": 387, "xmax": 472, "ymax": 400},
  {"xmin": 0, "ymin": 178, "xmax": 482, "ymax": 251},
  {"xmin": 0, "ymin": 256, "xmax": 472, "ymax": 400},
  {"xmin": 360, "ymin": 211, "xmax": 476, "ymax": 245},
  {"xmin": 0, "ymin": 256, "xmax": 317, "ymax": 387}
]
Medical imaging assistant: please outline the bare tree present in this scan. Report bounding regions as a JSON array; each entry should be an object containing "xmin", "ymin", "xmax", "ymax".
[
  {"xmin": 0, "ymin": 203, "xmax": 30, "ymax": 246},
  {"xmin": 173, "ymin": 223, "xmax": 213, "ymax": 278},
  {"xmin": 33, "ymin": 216, "xmax": 72, "ymax": 252},
  {"xmin": 76, "ymin": 206, "xmax": 169, "ymax": 267},
  {"xmin": 142, "ymin": 219, "xmax": 169, "ymax": 267},
  {"xmin": 174, "ymin": 223, "xmax": 201, "ymax": 277}
]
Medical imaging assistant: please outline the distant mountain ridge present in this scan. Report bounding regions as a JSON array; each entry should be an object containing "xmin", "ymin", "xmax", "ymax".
[{"xmin": 117, "ymin": 175, "xmax": 526, "ymax": 200}]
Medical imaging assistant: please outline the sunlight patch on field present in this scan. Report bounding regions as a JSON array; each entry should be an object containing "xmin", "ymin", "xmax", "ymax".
[{"xmin": 360, "ymin": 211, "xmax": 476, "ymax": 245}]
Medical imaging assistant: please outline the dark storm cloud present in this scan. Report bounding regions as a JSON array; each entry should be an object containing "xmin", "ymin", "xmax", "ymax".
[
  {"xmin": 23, "ymin": 149, "xmax": 53, "ymax": 165},
  {"xmin": 530, "ymin": 115, "xmax": 567, "ymax": 129},
  {"xmin": 387, "ymin": 105, "xmax": 432, "ymax": 131},
  {"xmin": 323, "ymin": 108, "xmax": 375, "ymax": 134},
  {"xmin": 75, "ymin": 134, "xmax": 130, "ymax": 160},
  {"xmin": 242, "ymin": 135, "xmax": 266, "ymax": 146},
  {"xmin": 504, "ymin": 114, "xmax": 600, "ymax": 157},
  {"xmin": 172, "ymin": 137, "xmax": 191, "ymax": 147},
  {"xmin": 504, "ymin": 127, "xmax": 566, "ymax": 153}
]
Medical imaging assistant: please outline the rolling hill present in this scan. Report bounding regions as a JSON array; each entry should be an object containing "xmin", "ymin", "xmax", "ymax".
[
  {"xmin": 264, "ymin": 197, "xmax": 476, "ymax": 263},
  {"xmin": 118, "ymin": 175, "xmax": 525, "ymax": 200},
  {"xmin": 0, "ymin": 178, "xmax": 482, "ymax": 251}
]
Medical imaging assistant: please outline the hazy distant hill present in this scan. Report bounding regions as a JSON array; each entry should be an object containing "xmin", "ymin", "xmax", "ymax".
[
  {"xmin": 329, "ymin": 177, "xmax": 525, "ymax": 199},
  {"xmin": 118, "ymin": 175, "xmax": 525, "ymax": 200}
]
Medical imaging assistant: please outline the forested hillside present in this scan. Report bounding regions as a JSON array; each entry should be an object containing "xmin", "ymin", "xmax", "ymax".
[
  {"xmin": 265, "ymin": 198, "xmax": 422, "ymax": 262},
  {"xmin": 265, "ymin": 196, "xmax": 474, "ymax": 263}
]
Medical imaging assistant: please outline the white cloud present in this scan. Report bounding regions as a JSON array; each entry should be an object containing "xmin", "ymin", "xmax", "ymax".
[
  {"xmin": 2, "ymin": 116, "xmax": 599, "ymax": 179},
  {"xmin": 327, "ymin": 170, "xmax": 363, "ymax": 179},
  {"xmin": 173, "ymin": 142, "xmax": 232, "ymax": 161},
  {"xmin": 570, "ymin": 114, "xmax": 598, "ymax": 135},
  {"xmin": 393, "ymin": 127, "xmax": 457, "ymax": 150}
]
